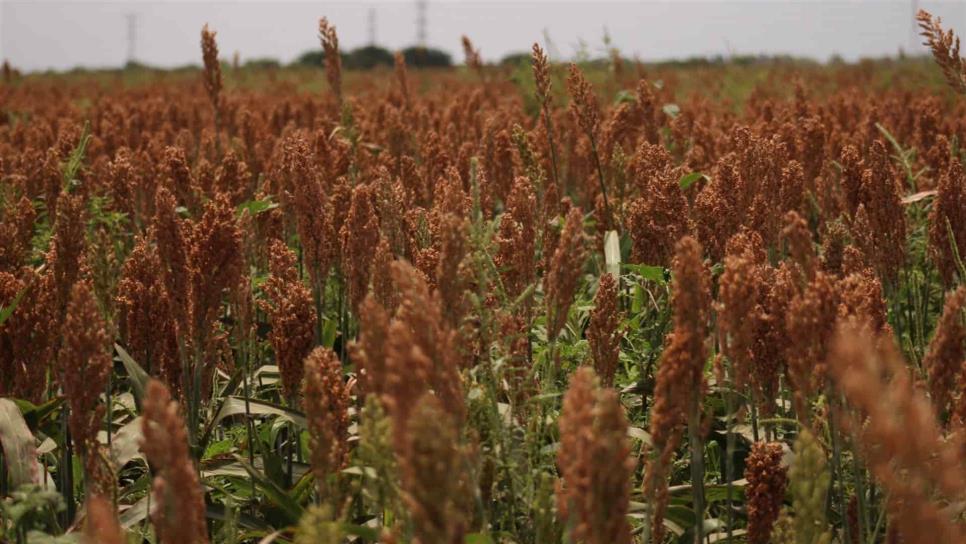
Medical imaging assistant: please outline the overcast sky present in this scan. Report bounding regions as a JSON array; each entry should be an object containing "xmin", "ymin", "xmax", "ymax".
[{"xmin": 2, "ymin": 1, "xmax": 965, "ymax": 72}]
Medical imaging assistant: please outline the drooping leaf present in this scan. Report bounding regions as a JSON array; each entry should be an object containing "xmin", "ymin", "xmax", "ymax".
[
  {"xmin": 663, "ymin": 103, "xmax": 681, "ymax": 118},
  {"xmin": 236, "ymin": 196, "xmax": 279, "ymax": 217},
  {"xmin": 0, "ymin": 399, "xmax": 40, "ymax": 487},
  {"xmin": 118, "ymin": 496, "xmax": 149, "ymax": 528},
  {"xmin": 101, "ymin": 416, "xmax": 143, "ymax": 469},
  {"xmin": 623, "ymin": 263, "xmax": 669, "ymax": 284},
  {"xmin": 210, "ymin": 396, "xmax": 307, "ymax": 429},
  {"xmin": 115, "ymin": 343, "xmax": 150, "ymax": 404},
  {"xmin": 233, "ymin": 455, "xmax": 305, "ymax": 525},
  {"xmin": 901, "ymin": 190, "xmax": 937, "ymax": 204}
]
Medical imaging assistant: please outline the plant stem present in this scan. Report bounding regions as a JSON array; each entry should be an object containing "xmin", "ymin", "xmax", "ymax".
[
  {"xmin": 60, "ymin": 408, "xmax": 75, "ymax": 527},
  {"xmin": 724, "ymin": 380, "xmax": 736, "ymax": 543},
  {"xmin": 689, "ymin": 393, "xmax": 705, "ymax": 544},
  {"xmin": 540, "ymin": 104, "xmax": 560, "ymax": 193},
  {"xmin": 827, "ymin": 392, "xmax": 850, "ymax": 544}
]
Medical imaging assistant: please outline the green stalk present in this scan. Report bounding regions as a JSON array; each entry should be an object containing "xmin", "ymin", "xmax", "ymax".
[
  {"xmin": 688, "ymin": 393, "xmax": 705, "ymax": 544},
  {"xmin": 827, "ymin": 392, "xmax": 850, "ymax": 544},
  {"xmin": 540, "ymin": 103, "xmax": 560, "ymax": 193},
  {"xmin": 853, "ymin": 456, "xmax": 867, "ymax": 544},
  {"xmin": 724, "ymin": 380, "xmax": 736, "ymax": 543},
  {"xmin": 588, "ymin": 137, "xmax": 615, "ymax": 230},
  {"xmin": 241, "ymin": 323, "xmax": 256, "ymax": 506},
  {"xmin": 60, "ymin": 408, "xmax": 75, "ymax": 526}
]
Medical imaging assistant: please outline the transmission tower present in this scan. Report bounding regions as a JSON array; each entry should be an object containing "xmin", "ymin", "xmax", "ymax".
[
  {"xmin": 416, "ymin": 0, "xmax": 427, "ymax": 47},
  {"xmin": 126, "ymin": 13, "xmax": 138, "ymax": 65},
  {"xmin": 368, "ymin": 7, "xmax": 377, "ymax": 46}
]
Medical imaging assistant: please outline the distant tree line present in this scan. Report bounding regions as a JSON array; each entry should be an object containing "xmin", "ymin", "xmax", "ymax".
[{"xmin": 295, "ymin": 45, "xmax": 453, "ymax": 69}]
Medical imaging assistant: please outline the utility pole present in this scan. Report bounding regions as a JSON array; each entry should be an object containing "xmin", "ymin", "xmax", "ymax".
[
  {"xmin": 126, "ymin": 13, "xmax": 138, "ymax": 65},
  {"xmin": 416, "ymin": 0, "xmax": 427, "ymax": 47},
  {"xmin": 368, "ymin": 7, "xmax": 377, "ymax": 46}
]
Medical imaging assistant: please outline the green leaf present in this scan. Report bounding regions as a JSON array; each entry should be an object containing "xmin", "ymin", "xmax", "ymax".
[
  {"xmin": 0, "ymin": 285, "xmax": 26, "ymax": 326},
  {"xmin": 62, "ymin": 121, "xmax": 91, "ymax": 191},
  {"xmin": 205, "ymin": 502, "xmax": 272, "ymax": 531},
  {"xmin": 614, "ymin": 89, "xmax": 636, "ymax": 104},
  {"xmin": 233, "ymin": 455, "xmax": 305, "ymax": 524},
  {"xmin": 115, "ymin": 343, "xmax": 150, "ymax": 405},
  {"xmin": 236, "ymin": 196, "xmax": 279, "ymax": 217},
  {"xmin": 12, "ymin": 397, "xmax": 64, "ymax": 430},
  {"xmin": 678, "ymin": 172, "xmax": 706, "ymax": 190},
  {"xmin": 24, "ymin": 530, "xmax": 80, "ymax": 543},
  {"xmin": 210, "ymin": 396, "xmax": 307, "ymax": 429},
  {"xmin": 340, "ymin": 522, "xmax": 382, "ymax": 541},
  {"xmin": 668, "ymin": 483, "xmax": 745, "ymax": 505},
  {"xmin": 321, "ymin": 318, "xmax": 339, "ymax": 349},
  {"xmin": 465, "ymin": 534, "xmax": 497, "ymax": 544},
  {"xmin": 623, "ymin": 263, "xmax": 668, "ymax": 284}
]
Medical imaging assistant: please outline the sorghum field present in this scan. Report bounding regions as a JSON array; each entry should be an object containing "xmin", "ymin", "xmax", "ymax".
[{"xmin": 2, "ymin": 9, "xmax": 966, "ymax": 544}]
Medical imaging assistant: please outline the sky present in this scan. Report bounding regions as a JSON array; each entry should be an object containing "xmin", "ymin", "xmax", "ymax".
[{"xmin": 2, "ymin": 0, "xmax": 966, "ymax": 72}]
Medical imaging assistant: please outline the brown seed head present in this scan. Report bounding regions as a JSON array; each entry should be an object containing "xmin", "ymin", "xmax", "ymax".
[
  {"xmin": 566, "ymin": 63, "xmax": 600, "ymax": 139},
  {"xmin": 340, "ymin": 183, "xmax": 381, "ymax": 314},
  {"xmin": 461, "ymin": 35, "xmax": 483, "ymax": 77},
  {"xmin": 302, "ymin": 347, "xmax": 350, "ymax": 496},
  {"xmin": 0, "ymin": 196, "xmax": 36, "ymax": 272},
  {"xmin": 48, "ymin": 192, "xmax": 88, "ymax": 317},
  {"xmin": 393, "ymin": 51, "xmax": 410, "ymax": 105},
  {"xmin": 531, "ymin": 43, "xmax": 552, "ymax": 108},
  {"xmin": 924, "ymin": 286, "xmax": 966, "ymax": 419},
  {"xmin": 83, "ymin": 495, "xmax": 124, "ymax": 544},
  {"xmin": 141, "ymin": 380, "xmax": 208, "ymax": 544},
  {"xmin": 744, "ymin": 442, "xmax": 788, "ymax": 544},
  {"xmin": 186, "ymin": 192, "xmax": 243, "ymax": 349},
  {"xmin": 59, "ymin": 280, "xmax": 111, "ymax": 458},
  {"xmin": 116, "ymin": 236, "xmax": 181, "ymax": 394},
  {"xmin": 318, "ymin": 18, "xmax": 342, "ymax": 103},
  {"xmin": 350, "ymin": 295, "xmax": 391, "ymax": 399},
  {"xmin": 383, "ymin": 260, "xmax": 464, "ymax": 448},
  {"xmin": 556, "ymin": 367, "xmax": 633, "ymax": 544},
  {"xmin": 929, "ymin": 158, "xmax": 966, "ymax": 285},
  {"xmin": 262, "ymin": 239, "xmax": 317, "ymax": 400},
  {"xmin": 643, "ymin": 236, "xmax": 710, "ymax": 542},
  {"xmin": 718, "ymin": 236, "xmax": 766, "ymax": 391},
  {"xmin": 918, "ymin": 9, "xmax": 966, "ymax": 93},
  {"xmin": 587, "ymin": 273, "xmax": 622, "ymax": 387},
  {"xmin": 495, "ymin": 176, "xmax": 537, "ymax": 300},
  {"xmin": 153, "ymin": 186, "xmax": 190, "ymax": 320},
  {"xmin": 398, "ymin": 393, "xmax": 471, "ymax": 544},
  {"xmin": 782, "ymin": 210, "xmax": 816, "ymax": 281},
  {"xmin": 278, "ymin": 134, "xmax": 332, "ymax": 292},
  {"xmin": 785, "ymin": 271, "xmax": 839, "ymax": 415},
  {"xmin": 829, "ymin": 319, "xmax": 966, "ymax": 543},
  {"xmin": 200, "ymin": 24, "xmax": 222, "ymax": 118},
  {"xmin": 546, "ymin": 207, "xmax": 586, "ymax": 342}
]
